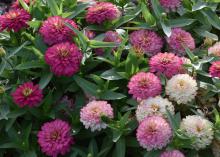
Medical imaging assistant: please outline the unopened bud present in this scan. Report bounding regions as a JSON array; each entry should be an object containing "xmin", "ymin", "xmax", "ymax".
[
  {"xmin": 0, "ymin": 47, "xmax": 6, "ymax": 57},
  {"xmin": 204, "ymin": 37, "xmax": 214, "ymax": 47},
  {"xmin": 0, "ymin": 86, "xmax": 5, "ymax": 94}
]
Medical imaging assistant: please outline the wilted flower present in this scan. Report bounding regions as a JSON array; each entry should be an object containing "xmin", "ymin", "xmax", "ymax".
[
  {"xmin": 45, "ymin": 42, "xmax": 82, "ymax": 77},
  {"xmin": 128, "ymin": 72, "xmax": 162, "ymax": 100},
  {"xmin": 86, "ymin": 2, "xmax": 121, "ymax": 24},
  {"xmin": 129, "ymin": 29, "xmax": 163, "ymax": 56},
  {"xmin": 80, "ymin": 100, "xmax": 114, "ymax": 132},
  {"xmin": 39, "ymin": 16, "xmax": 78, "ymax": 45},
  {"xmin": 136, "ymin": 115, "xmax": 172, "ymax": 151},
  {"xmin": 208, "ymin": 42, "xmax": 220, "ymax": 57},
  {"xmin": 136, "ymin": 96, "xmax": 174, "ymax": 122},
  {"xmin": 180, "ymin": 115, "xmax": 214, "ymax": 150},
  {"xmin": 160, "ymin": 150, "xmax": 185, "ymax": 157},
  {"xmin": 167, "ymin": 28, "xmax": 195, "ymax": 56},
  {"xmin": 149, "ymin": 52, "xmax": 184, "ymax": 78},
  {"xmin": 11, "ymin": 82, "xmax": 43, "ymax": 107},
  {"xmin": 0, "ymin": 9, "xmax": 31, "ymax": 32},
  {"xmin": 166, "ymin": 74, "xmax": 198, "ymax": 104},
  {"xmin": 38, "ymin": 119, "xmax": 74, "ymax": 157}
]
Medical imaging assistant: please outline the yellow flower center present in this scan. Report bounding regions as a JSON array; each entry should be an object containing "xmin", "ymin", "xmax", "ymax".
[
  {"xmin": 22, "ymin": 88, "xmax": 33, "ymax": 97},
  {"xmin": 151, "ymin": 104, "xmax": 160, "ymax": 112},
  {"xmin": 50, "ymin": 131, "xmax": 60, "ymax": 141}
]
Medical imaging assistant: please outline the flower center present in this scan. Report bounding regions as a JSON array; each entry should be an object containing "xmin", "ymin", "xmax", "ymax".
[
  {"xmin": 139, "ymin": 79, "xmax": 149, "ymax": 88},
  {"xmin": 151, "ymin": 104, "xmax": 160, "ymax": 112},
  {"xmin": 53, "ymin": 21, "xmax": 64, "ymax": 29},
  {"xmin": 58, "ymin": 48, "xmax": 70, "ymax": 58},
  {"xmin": 215, "ymin": 64, "xmax": 220, "ymax": 71},
  {"xmin": 7, "ymin": 12, "xmax": 18, "ymax": 19},
  {"xmin": 147, "ymin": 123, "xmax": 157, "ymax": 133},
  {"xmin": 91, "ymin": 107, "xmax": 101, "ymax": 114},
  {"xmin": 177, "ymin": 80, "xmax": 186, "ymax": 88},
  {"xmin": 160, "ymin": 57, "xmax": 171, "ymax": 64},
  {"xmin": 50, "ymin": 131, "xmax": 60, "ymax": 141},
  {"xmin": 22, "ymin": 88, "xmax": 33, "ymax": 97},
  {"xmin": 196, "ymin": 125, "xmax": 203, "ymax": 133}
]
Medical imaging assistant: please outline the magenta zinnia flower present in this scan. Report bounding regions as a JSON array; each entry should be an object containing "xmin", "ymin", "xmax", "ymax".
[
  {"xmin": 167, "ymin": 28, "xmax": 195, "ymax": 56},
  {"xmin": 209, "ymin": 61, "xmax": 220, "ymax": 78},
  {"xmin": 86, "ymin": 2, "xmax": 121, "ymax": 24},
  {"xmin": 149, "ymin": 52, "xmax": 184, "ymax": 78},
  {"xmin": 11, "ymin": 82, "xmax": 43, "ymax": 108},
  {"xmin": 136, "ymin": 115, "xmax": 172, "ymax": 151},
  {"xmin": 45, "ymin": 42, "xmax": 82, "ymax": 77},
  {"xmin": 129, "ymin": 30, "xmax": 163, "ymax": 56},
  {"xmin": 160, "ymin": 150, "xmax": 185, "ymax": 157},
  {"xmin": 38, "ymin": 119, "xmax": 74, "ymax": 157},
  {"xmin": 159, "ymin": 0, "xmax": 182, "ymax": 12},
  {"xmin": 80, "ymin": 100, "xmax": 114, "ymax": 132},
  {"xmin": 0, "ymin": 9, "xmax": 31, "ymax": 32},
  {"xmin": 39, "ymin": 16, "xmax": 78, "ymax": 45},
  {"xmin": 128, "ymin": 72, "xmax": 162, "ymax": 100}
]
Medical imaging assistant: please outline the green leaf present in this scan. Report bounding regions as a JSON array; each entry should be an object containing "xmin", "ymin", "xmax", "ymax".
[
  {"xmin": 18, "ymin": 0, "xmax": 29, "ymax": 11},
  {"xmin": 194, "ymin": 29, "xmax": 218, "ymax": 41},
  {"xmin": 201, "ymin": 8, "xmax": 220, "ymax": 30},
  {"xmin": 64, "ymin": 3, "xmax": 89, "ymax": 19},
  {"xmin": 100, "ymin": 91, "xmax": 126, "ymax": 100},
  {"xmin": 15, "ymin": 61, "xmax": 45, "ymax": 70},
  {"xmin": 0, "ymin": 104, "xmax": 9, "ymax": 120},
  {"xmin": 21, "ymin": 151, "xmax": 37, "ymax": 157},
  {"xmin": 0, "ymin": 59, "xmax": 6, "ymax": 75},
  {"xmin": 168, "ymin": 18, "xmax": 195, "ymax": 27},
  {"xmin": 141, "ymin": 2, "xmax": 156, "ymax": 26},
  {"xmin": 88, "ymin": 139, "xmax": 98, "ymax": 157},
  {"xmin": 89, "ymin": 40, "xmax": 117, "ymax": 48},
  {"xmin": 150, "ymin": 0, "xmax": 164, "ymax": 18},
  {"xmin": 39, "ymin": 72, "xmax": 53, "ymax": 89},
  {"xmin": 47, "ymin": 0, "xmax": 61, "ymax": 15},
  {"xmin": 115, "ymin": 138, "xmax": 125, "ymax": 157},
  {"xmin": 160, "ymin": 19, "xmax": 171, "ymax": 37},
  {"xmin": 101, "ymin": 69, "xmax": 123, "ymax": 80},
  {"xmin": 73, "ymin": 75, "xmax": 99, "ymax": 97},
  {"xmin": 7, "ymin": 41, "xmax": 30, "ymax": 58}
]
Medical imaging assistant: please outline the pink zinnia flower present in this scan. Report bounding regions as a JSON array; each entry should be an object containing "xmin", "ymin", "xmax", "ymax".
[
  {"xmin": 86, "ymin": 2, "xmax": 121, "ymax": 24},
  {"xmin": 80, "ymin": 100, "xmax": 114, "ymax": 132},
  {"xmin": 11, "ymin": 82, "xmax": 43, "ymax": 108},
  {"xmin": 11, "ymin": 0, "xmax": 31, "ymax": 9},
  {"xmin": 0, "ymin": 9, "xmax": 31, "ymax": 32},
  {"xmin": 45, "ymin": 42, "xmax": 82, "ymax": 77},
  {"xmin": 39, "ymin": 16, "xmax": 78, "ymax": 45},
  {"xmin": 136, "ymin": 115, "xmax": 172, "ymax": 151},
  {"xmin": 38, "ymin": 119, "xmax": 74, "ymax": 157},
  {"xmin": 128, "ymin": 72, "xmax": 162, "ymax": 100},
  {"xmin": 167, "ymin": 28, "xmax": 195, "ymax": 56},
  {"xmin": 95, "ymin": 31, "xmax": 122, "ymax": 55},
  {"xmin": 160, "ymin": 150, "xmax": 185, "ymax": 157},
  {"xmin": 209, "ymin": 61, "xmax": 220, "ymax": 78},
  {"xmin": 129, "ymin": 30, "xmax": 163, "ymax": 56},
  {"xmin": 208, "ymin": 42, "xmax": 220, "ymax": 57},
  {"xmin": 149, "ymin": 52, "xmax": 184, "ymax": 78},
  {"xmin": 159, "ymin": 0, "xmax": 182, "ymax": 12}
]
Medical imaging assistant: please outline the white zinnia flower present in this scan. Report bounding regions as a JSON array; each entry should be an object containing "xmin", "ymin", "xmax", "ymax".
[
  {"xmin": 165, "ymin": 74, "xmax": 198, "ymax": 104},
  {"xmin": 180, "ymin": 115, "xmax": 214, "ymax": 150},
  {"xmin": 136, "ymin": 96, "xmax": 174, "ymax": 122}
]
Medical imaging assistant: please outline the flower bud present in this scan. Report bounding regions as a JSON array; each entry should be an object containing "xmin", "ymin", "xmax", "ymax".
[
  {"xmin": 0, "ymin": 47, "xmax": 6, "ymax": 57},
  {"xmin": 0, "ymin": 86, "xmax": 5, "ymax": 94}
]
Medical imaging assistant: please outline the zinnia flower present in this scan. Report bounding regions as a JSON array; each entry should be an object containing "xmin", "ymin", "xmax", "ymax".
[
  {"xmin": 167, "ymin": 28, "xmax": 195, "ymax": 56},
  {"xmin": 180, "ymin": 115, "xmax": 214, "ymax": 150},
  {"xmin": 159, "ymin": 0, "xmax": 182, "ymax": 12},
  {"xmin": 39, "ymin": 16, "xmax": 78, "ymax": 45},
  {"xmin": 136, "ymin": 96, "xmax": 174, "ymax": 122},
  {"xmin": 80, "ymin": 100, "xmax": 114, "ymax": 132},
  {"xmin": 209, "ymin": 61, "xmax": 220, "ymax": 78},
  {"xmin": 209, "ymin": 42, "xmax": 220, "ymax": 57},
  {"xmin": 86, "ymin": 2, "xmax": 121, "ymax": 24},
  {"xmin": 38, "ymin": 119, "xmax": 74, "ymax": 157},
  {"xmin": 128, "ymin": 72, "xmax": 162, "ymax": 100},
  {"xmin": 149, "ymin": 52, "xmax": 184, "ymax": 78},
  {"xmin": 136, "ymin": 115, "xmax": 172, "ymax": 151},
  {"xmin": 45, "ymin": 42, "xmax": 82, "ymax": 77},
  {"xmin": 166, "ymin": 74, "xmax": 198, "ymax": 104},
  {"xmin": 160, "ymin": 150, "xmax": 185, "ymax": 157},
  {"xmin": 0, "ymin": 9, "xmax": 31, "ymax": 32},
  {"xmin": 129, "ymin": 30, "xmax": 163, "ymax": 56},
  {"xmin": 11, "ymin": 82, "xmax": 43, "ymax": 108}
]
